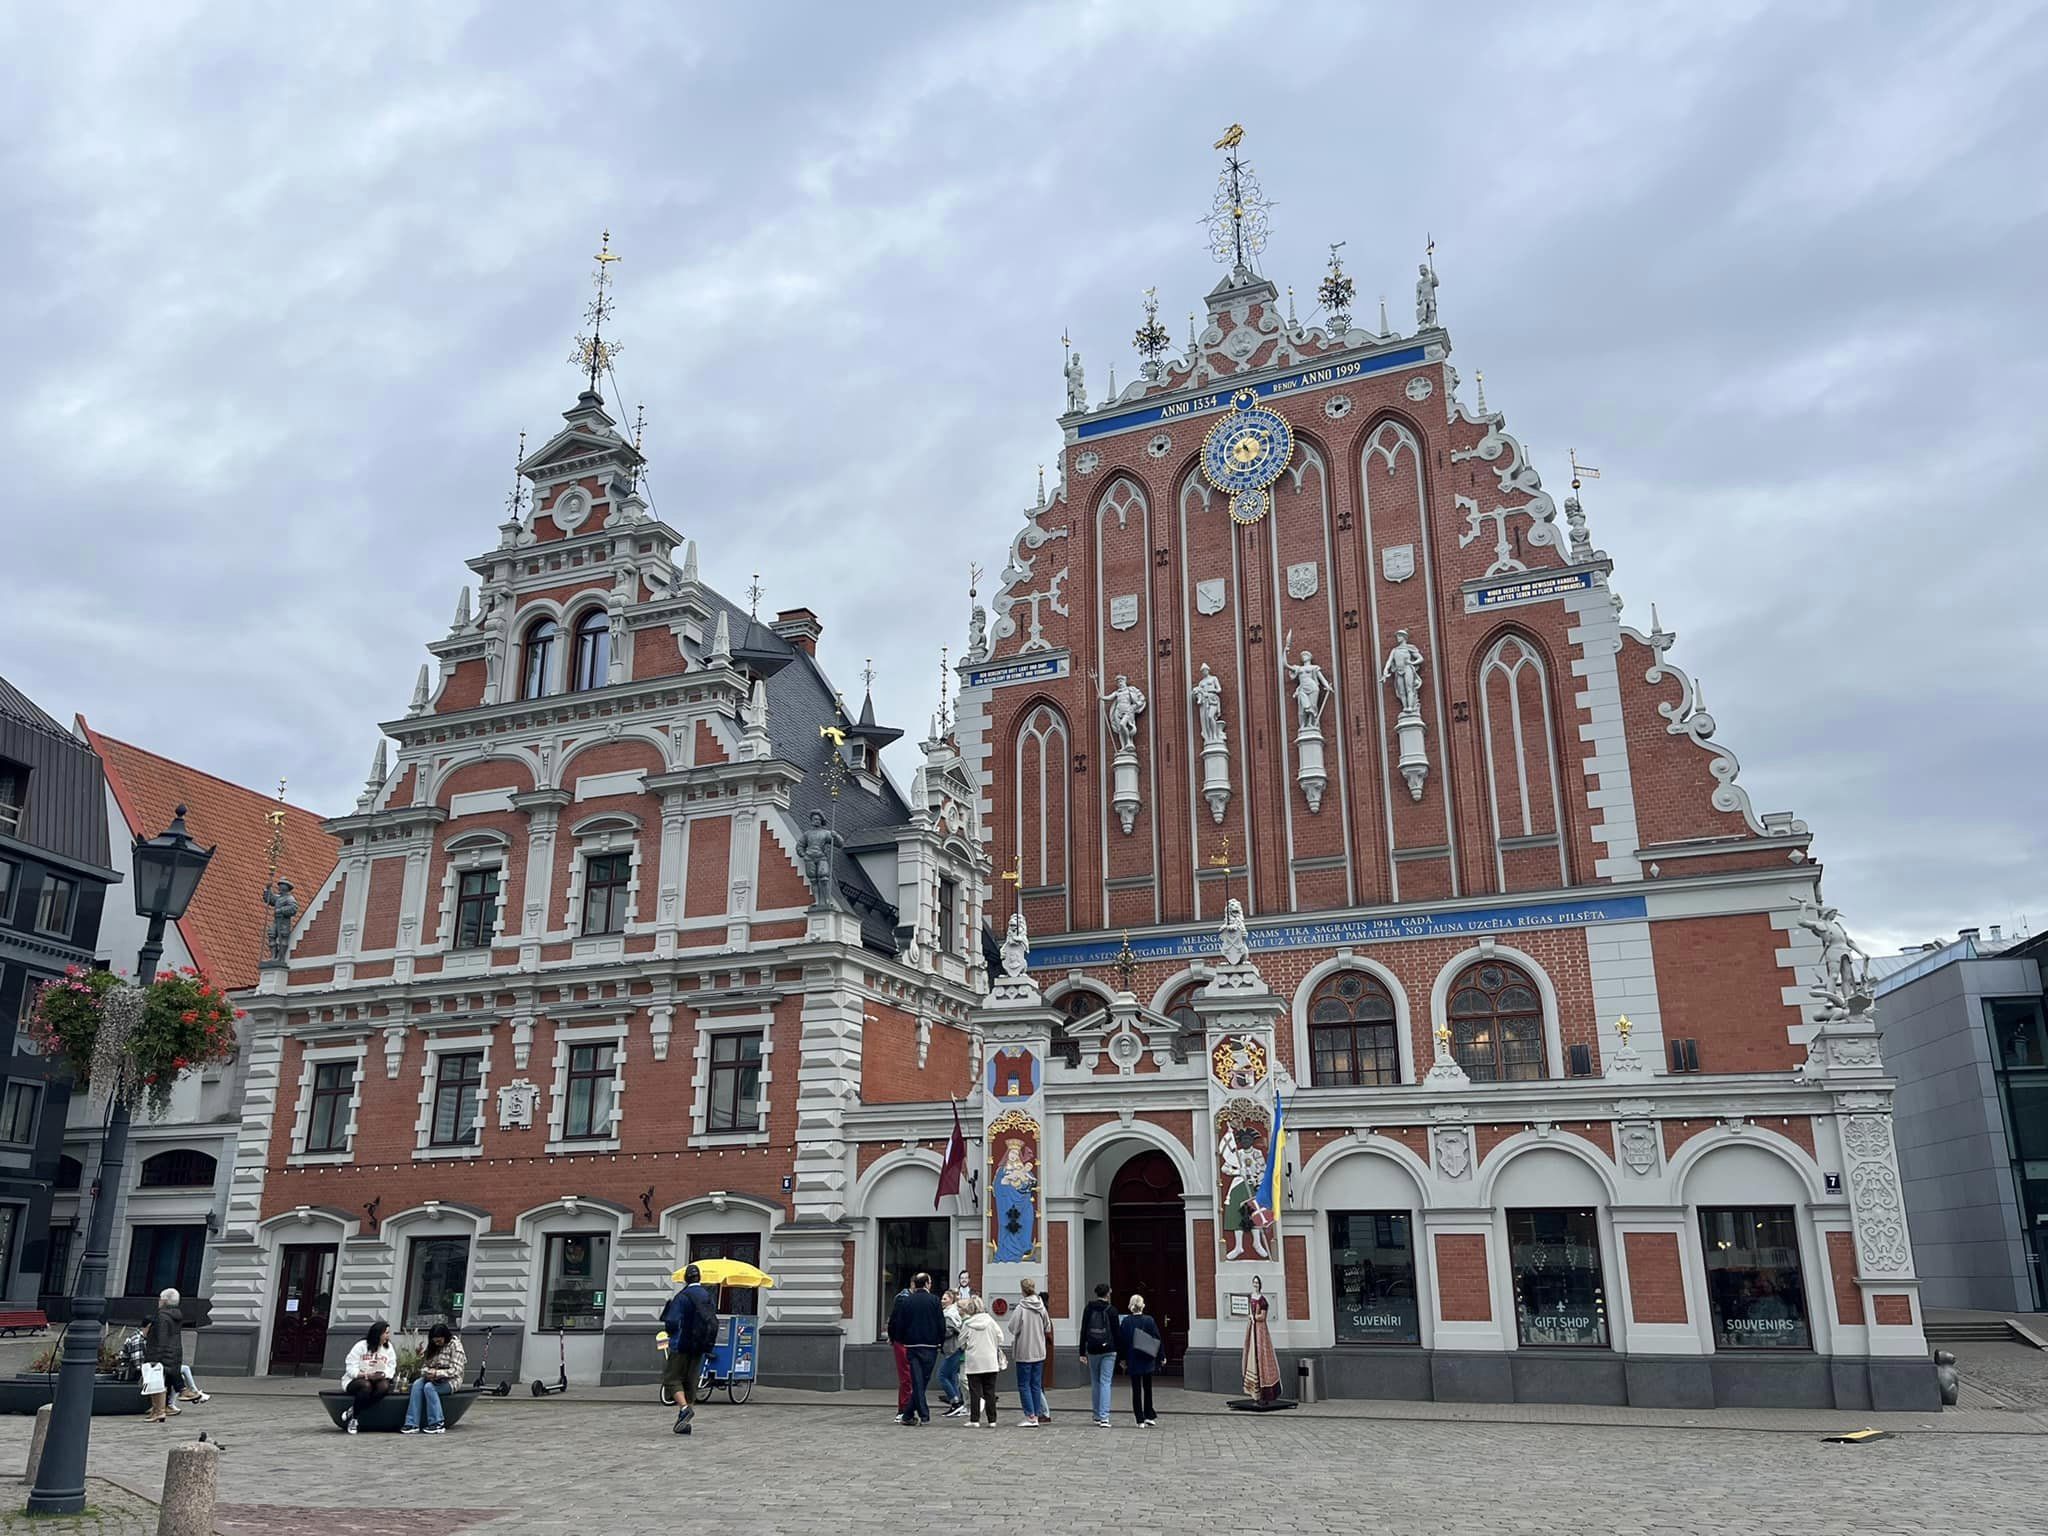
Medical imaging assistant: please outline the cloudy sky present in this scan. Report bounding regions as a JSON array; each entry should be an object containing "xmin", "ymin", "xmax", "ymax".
[{"xmin": 3, "ymin": 1, "xmax": 2042, "ymax": 953}]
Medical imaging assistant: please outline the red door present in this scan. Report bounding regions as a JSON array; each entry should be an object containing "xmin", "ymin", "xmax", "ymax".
[
  {"xmin": 268, "ymin": 1244, "xmax": 337, "ymax": 1375},
  {"xmin": 1107, "ymin": 1151, "xmax": 1190, "ymax": 1372}
]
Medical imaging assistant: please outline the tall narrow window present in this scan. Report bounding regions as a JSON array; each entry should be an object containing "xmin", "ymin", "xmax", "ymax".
[
  {"xmin": 33, "ymin": 876, "xmax": 75, "ymax": 938},
  {"xmin": 305, "ymin": 1061, "xmax": 355, "ymax": 1153},
  {"xmin": 937, "ymin": 879, "xmax": 959, "ymax": 955},
  {"xmin": 1309, "ymin": 971, "xmax": 1401, "ymax": 1086},
  {"xmin": 521, "ymin": 618, "xmax": 559, "ymax": 700},
  {"xmin": 1448, "ymin": 960, "xmax": 1546, "ymax": 1082},
  {"xmin": 0, "ymin": 760, "xmax": 25, "ymax": 836},
  {"xmin": 563, "ymin": 1042, "xmax": 616, "ymax": 1139},
  {"xmin": 0, "ymin": 859, "xmax": 15, "ymax": 921},
  {"xmin": 1163, "ymin": 979, "xmax": 1204, "ymax": 1061},
  {"xmin": 571, "ymin": 608, "xmax": 611, "ymax": 691},
  {"xmin": 0, "ymin": 1081, "xmax": 39, "ymax": 1144},
  {"xmin": 706, "ymin": 1031, "xmax": 763, "ymax": 1132},
  {"xmin": 430, "ymin": 1051, "xmax": 484, "ymax": 1146},
  {"xmin": 580, "ymin": 853, "xmax": 632, "ymax": 935},
  {"xmin": 453, "ymin": 868, "xmax": 500, "ymax": 949}
]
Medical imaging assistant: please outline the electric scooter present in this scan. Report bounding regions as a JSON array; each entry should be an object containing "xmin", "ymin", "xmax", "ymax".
[
  {"xmin": 531, "ymin": 1328, "xmax": 569, "ymax": 1396},
  {"xmin": 471, "ymin": 1325, "xmax": 513, "ymax": 1397}
]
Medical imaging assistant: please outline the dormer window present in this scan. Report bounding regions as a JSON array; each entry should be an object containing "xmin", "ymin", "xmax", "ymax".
[
  {"xmin": 522, "ymin": 618, "xmax": 559, "ymax": 700},
  {"xmin": 571, "ymin": 608, "xmax": 611, "ymax": 691}
]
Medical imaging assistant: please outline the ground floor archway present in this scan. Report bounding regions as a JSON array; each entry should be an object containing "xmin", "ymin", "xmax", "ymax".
[{"xmin": 1106, "ymin": 1149, "xmax": 1188, "ymax": 1371}]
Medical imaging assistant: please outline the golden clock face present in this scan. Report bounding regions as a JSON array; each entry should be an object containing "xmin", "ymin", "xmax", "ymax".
[
  {"xmin": 1199, "ymin": 391, "xmax": 1295, "ymax": 525},
  {"xmin": 1229, "ymin": 429, "xmax": 1265, "ymax": 465}
]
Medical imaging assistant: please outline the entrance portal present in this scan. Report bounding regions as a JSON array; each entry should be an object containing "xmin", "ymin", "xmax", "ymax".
[{"xmin": 1106, "ymin": 1150, "xmax": 1188, "ymax": 1371}]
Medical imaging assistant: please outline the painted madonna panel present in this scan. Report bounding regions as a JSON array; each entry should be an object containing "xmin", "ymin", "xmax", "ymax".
[
  {"xmin": 1216, "ymin": 1098, "xmax": 1274, "ymax": 1261},
  {"xmin": 988, "ymin": 1108, "xmax": 1042, "ymax": 1262}
]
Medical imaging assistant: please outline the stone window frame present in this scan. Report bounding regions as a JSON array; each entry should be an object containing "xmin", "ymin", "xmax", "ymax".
[
  {"xmin": 544, "ymin": 1020, "xmax": 628, "ymax": 1154},
  {"xmin": 434, "ymin": 830, "xmax": 513, "ymax": 956},
  {"xmin": 288, "ymin": 1042, "xmax": 366, "ymax": 1165},
  {"xmin": 563, "ymin": 814, "xmax": 644, "ymax": 941},
  {"xmin": 688, "ymin": 1010, "xmax": 774, "ymax": 1148},
  {"xmin": 1290, "ymin": 952, "xmax": 1417, "ymax": 1089},
  {"xmin": 412, "ymin": 1029, "xmax": 494, "ymax": 1162}
]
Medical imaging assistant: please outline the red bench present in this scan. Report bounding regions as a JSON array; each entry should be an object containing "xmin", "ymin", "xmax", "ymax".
[{"xmin": 0, "ymin": 1311, "xmax": 48, "ymax": 1337}]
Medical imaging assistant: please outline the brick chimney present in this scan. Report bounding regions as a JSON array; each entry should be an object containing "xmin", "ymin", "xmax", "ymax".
[{"xmin": 771, "ymin": 607, "xmax": 822, "ymax": 657}]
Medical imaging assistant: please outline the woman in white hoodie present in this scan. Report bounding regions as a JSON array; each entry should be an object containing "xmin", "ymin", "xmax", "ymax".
[
  {"xmin": 957, "ymin": 1297, "xmax": 1006, "ymax": 1428},
  {"xmin": 1006, "ymin": 1277, "xmax": 1053, "ymax": 1426},
  {"xmin": 339, "ymin": 1320, "xmax": 398, "ymax": 1434}
]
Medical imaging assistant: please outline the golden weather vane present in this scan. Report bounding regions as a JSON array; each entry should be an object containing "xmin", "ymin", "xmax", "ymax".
[
  {"xmin": 265, "ymin": 778, "xmax": 288, "ymax": 882},
  {"xmin": 570, "ymin": 229, "xmax": 624, "ymax": 394},
  {"xmin": 1209, "ymin": 833, "xmax": 1235, "ymax": 908},
  {"xmin": 1000, "ymin": 856, "xmax": 1023, "ymax": 917},
  {"xmin": 1214, "ymin": 123, "xmax": 1244, "ymax": 149},
  {"xmin": 1570, "ymin": 448, "xmax": 1603, "ymax": 493},
  {"xmin": 1205, "ymin": 124, "xmax": 1270, "ymax": 272}
]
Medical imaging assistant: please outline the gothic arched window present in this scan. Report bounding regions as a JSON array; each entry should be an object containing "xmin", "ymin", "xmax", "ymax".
[
  {"xmin": 1309, "ymin": 970, "xmax": 1400, "ymax": 1086},
  {"xmin": 571, "ymin": 608, "xmax": 611, "ymax": 692},
  {"xmin": 1447, "ymin": 960, "xmax": 1547, "ymax": 1082},
  {"xmin": 1163, "ymin": 979, "xmax": 1203, "ymax": 1063},
  {"xmin": 521, "ymin": 618, "xmax": 558, "ymax": 700}
]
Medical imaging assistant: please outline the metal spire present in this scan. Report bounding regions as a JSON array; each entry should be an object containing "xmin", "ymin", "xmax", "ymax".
[
  {"xmin": 1204, "ymin": 124, "xmax": 1272, "ymax": 274},
  {"xmin": 265, "ymin": 779, "xmax": 288, "ymax": 883},
  {"xmin": 505, "ymin": 431, "xmax": 527, "ymax": 520},
  {"xmin": 569, "ymin": 230, "xmax": 623, "ymax": 395}
]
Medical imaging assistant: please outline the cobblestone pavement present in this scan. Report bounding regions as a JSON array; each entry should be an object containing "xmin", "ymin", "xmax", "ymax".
[
  {"xmin": 0, "ymin": 1392, "xmax": 2043, "ymax": 1536},
  {"xmin": 0, "ymin": 1478, "xmax": 160, "ymax": 1535},
  {"xmin": 1947, "ymin": 1338, "xmax": 2048, "ymax": 1408}
]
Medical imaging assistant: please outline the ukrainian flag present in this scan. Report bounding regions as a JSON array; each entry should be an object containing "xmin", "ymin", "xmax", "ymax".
[{"xmin": 1256, "ymin": 1093, "xmax": 1286, "ymax": 1216}]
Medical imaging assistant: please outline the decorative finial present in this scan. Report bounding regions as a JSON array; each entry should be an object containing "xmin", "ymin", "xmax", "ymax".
[
  {"xmin": 1205, "ymin": 124, "xmax": 1271, "ymax": 273},
  {"xmin": 862, "ymin": 657, "xmax": 877, "ymax": 692},
  {"xmin": 1036, "ymin": 465, "xmax": 1045, "ymax": 505},
  {"xmin": 1474, "ymin": 369, "xmax": 1488, "ymax": 416},
  {"xmin": 358, "ymin": 739, "xmax": 388, "ymax": 812},
  {"xmin": 968, "ymin": 560, "xmax": 983, "ymax": 603},
  {"xmin": 1569, "ymin": 448, "xmax": 1601, "ymax": 495},
  {"xmin": 938, "ymin": 644, "xmax": 951, "ymax": 736},
  {"xmin": 632, "ymin": 403, "xmax": 647, "ymax": 486},
  {"xmin": 453, "ymin": 586, "xmax": 471, "ymax": 628},
  {"xmin": 1434, "ymin": 1018, "xmax": 1453, "ymax": 1055},
  {"xmin": 570, "ymin": 229, "xmax": 624, "ymax": 394},
  {"xmin": 1188, "ymin": 312, "xmax": 1198, "ymax": 354},
  {"xmin": 265, "ymin": 779, "xmax": 288, "ymax": 882},
  {"xmin": 1112, "ymin": 931, "xmax": 1139, "ymax": 995},
  {"xmin": 408, "ymin": 663, "xmax": 430, "ymax": 716},
  {"xmin": 1378, "ymin": 296, "xmax": 1389, "ymax": 336},
  {"xmin": 1615, "ymin": 1013, "xmax": 1633, "ymax": 1045},
  {"xmin": 1286, "ymin": 285, "xmax": 1297, "ymax": 325},
  {"xmin": 747, "ymin": 573, "xmax": 764, "ymax": 620},
  {"xmin": 505, "ymin": 430, "xmax": 528, "ymax": 521},
  {"xmin": 1317, "ymin": 243, "xmax": 1354, "ymax": 335},
  {"xmin": 1133, "ymin": 287, "xmax": 1170, "ymax": 377}
]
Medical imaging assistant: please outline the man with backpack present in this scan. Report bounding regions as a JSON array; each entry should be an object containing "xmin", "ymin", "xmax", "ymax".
[
  {"xmin": 660, "ymin": 1264, "xmax": 719, "ymax": 1436},
  {"xmin": 1078, "ymin": 1282, "xmax": 1121, "ymax": 1427}
]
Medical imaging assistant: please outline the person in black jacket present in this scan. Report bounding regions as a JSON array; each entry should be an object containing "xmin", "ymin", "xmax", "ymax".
[
  {"xmin": 885, "ymin": 1271, "xmax": 945, "ymax": 1425},
  {"xmin": 659, "ymin": 1265, "xmax": 719, "ymax": 1436},
  {"xmin": 141, "ymin": 1288, "xmax": 184, "ymax": 1424},
  {"xmin": 1077, "ymin": 1282, "xmax": 1121, "ymax": 1427}
]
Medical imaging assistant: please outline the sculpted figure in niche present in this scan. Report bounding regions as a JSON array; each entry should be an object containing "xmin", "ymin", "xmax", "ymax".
[
  {"xmin": 261, "ymin": 879, "xmax": 298, "ymax": 964},
  {"xmin": 1101, "ymin": 674, "xmax": 1146, "ymax": 754},
  {"xmin": 795, "ymin": 810, "xmax": 844, "ymax": 909},
  {"xmin": 1381, "ymin": 628, "xmax": 1426, "ymax": 717},
  {"xmin": 1218, "ymin": 896, "xmax": 1250, "ymax": 966},
  {"xmin": 965, "ymin": 605, "xmax": 989, "ymax": 663},
  {"xmin": 1065, "ymin": 351, "xmax": 1088, "ymax": 415},
  {"xmin": 1795, "ymin": 897, "xmax": 1868, "ymax": 1005},
  {"xmin": 1191, "ymin": 663, "xmax": 1226, "ymax": 748},
  {"xmin": 1286, "ymin": 651, "xmax": 1330, "ymax": 733}
]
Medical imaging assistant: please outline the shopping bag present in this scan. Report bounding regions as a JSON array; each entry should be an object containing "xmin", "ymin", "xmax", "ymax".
[{"xmin": 139, "ymin": 1362, "xmax": 165, "ymax": 1395}]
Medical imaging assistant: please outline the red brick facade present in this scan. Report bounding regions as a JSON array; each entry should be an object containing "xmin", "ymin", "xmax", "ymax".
[{"xmin": 1623, "ymin": 1231, "xmax": 1689, "ymax": 1325}]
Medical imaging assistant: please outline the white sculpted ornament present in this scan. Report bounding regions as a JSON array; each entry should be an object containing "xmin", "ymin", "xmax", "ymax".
[
  {"xmin": 1000, "ymin": 910, "xmax": 1031, "ymax": 980},
  {"xmin": 1286, "ymin": 650, "xmax": 1330, "ymax": 733},
  {"xmin": 1381, "ymin": 629, "xmax": 1426, "ymax": 717},
  {"xmin": 1065, "ymin": 351, "xmax": 1088, "ymax": 415},
  {"xmin": 1191, "ymin": 663, "xmax": 1226, "ymax": 748},
  {"xmin": 1416, "ymin": 262, "xmax": 1439, "ymax": 328},
  {"xmin": 1101, "ymin": 673, "xmax": 1146, "ymax": 754},
  {"xmin": 1218, "ymin": 897, "xmax": 1250, "ymax": 966}
]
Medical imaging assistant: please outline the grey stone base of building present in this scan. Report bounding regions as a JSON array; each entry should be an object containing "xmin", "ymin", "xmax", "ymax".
[
  {"xmin": 192, "ymin": 1326, "xmax": 261, "ymax": 1378},
  {"xmin": 758, "ymin": 1324, "xmax": 848, "ymax": 1392},
  {"xmin": 841, "ymin": 1341, "xmax": 902, "ymax": 1393},
  {"xmin": 603, "ymin": 1324, "xmax": 663, "ymax": 1388},
  {"xmin": 1179, "ymin": 1347, "xmax": 1942, "ymax": 1411}
]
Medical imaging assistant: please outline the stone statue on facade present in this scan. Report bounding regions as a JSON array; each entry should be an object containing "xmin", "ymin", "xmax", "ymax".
[
  {"xmin": 1381, "ymin": 629, "xmax": 1426, "ymax": 717},
  {"xmin": 261, "ymin": 879, "xmax": 298, "ymax": 965},
  {"xmin": 1286, "ymin": 651, "xmax": 1330, "ymax": 733},
  {"xmin": 1191, "ymin": 663, "xmax": 1226, "ymax": 747},
  {"xmin": 1065, "ymin": 350, "xmax": 1088, "ymax": 415},
  {"xmin": 965, "ymin": 604, "xmax": 989, "ymax": 664},
  {"xmin": 999, "ymin": 909, "xmax": 1031, "ymax": 980},
  {"xmin": 1101, "ymin": 674, "xmax": 1146, "ymax": 754},
  {"xmin": 1416, "ymin": 262, "xmax": 1439, "ymax": 328},
  {"xmin": 1219, "ymin": 897, "xmax": 1250, "ymax": 966},
  {"xmin": 795, "ymin": 810, "xmax": 845, "ymax": 910},
  {"xmin": 1795, "ymin": 897, "xmax": 1869, "ymax": 1015}
]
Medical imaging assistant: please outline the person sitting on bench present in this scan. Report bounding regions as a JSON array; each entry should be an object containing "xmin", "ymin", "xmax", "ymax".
[
  {"xmin": 402, "ymin": 1324, "xmax": 465, "ymax": 1435},
  {"xmin": 340, "ymin": 1320, "xmax": 397, "ymax": 1433}
]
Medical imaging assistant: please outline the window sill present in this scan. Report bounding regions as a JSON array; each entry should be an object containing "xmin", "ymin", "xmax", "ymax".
[
  {"xmin": 416, "ymin": 1144, "xmax": 483, "ymax": 1161},
  {"xmin": 544, "ymin": 1137, "xmax": 621, "ymax": 1156},
  {"xmin": 571, "ymin": 934, "xmax": 626, "ymax": 961},
  {"xmin": 692, "ymin": 1128, "xmax": 770, "ymax": 1149},
  {"xmin": 442, "ymin": 949, "xmax": 494, "ymax": 972},
  {"xmin": 289, "ymin": 1150, "xmax": 354, "ymax": 1166}
]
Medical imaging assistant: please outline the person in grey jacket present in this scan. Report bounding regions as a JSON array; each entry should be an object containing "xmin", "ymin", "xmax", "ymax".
[{"xmin": 1005, "ymin": 1277, "xmax": 1052, "ymax": 1425}]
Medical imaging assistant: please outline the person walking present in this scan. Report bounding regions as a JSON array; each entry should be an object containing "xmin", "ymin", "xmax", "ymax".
[
  {"xmin": 885, "ymin": 1278, "xmax": 913, "ymax": 1420},
  {"xmin": 1077, "ymin": 1282, "xmax": 1120, "ymax": 1428},
  {"xmin": 1118, "ymin": 1294, "xmax": 1163, "ymax": 1427},
  {"xmin": 957, "ymin": 1296, "xmax": 1006, "ymax": 1428},
  {"xmin": 339, "ymin": 1321, "xmax": 398, "ymax": 1434},
  {"xmin": 398, "ymin": 1323, "xmax": 466, "ymax": 1435},
  {"xmin": 886, "ymin": 1272, "xmax": 945, "ymax": 1425},
  {"xmin": 1006, "ymin": 1277, "xmax": 1052, "ymax": 1426},
  {"xmin": 140, "ymin": 1288, "xmax": 184, "ymax": 1424},
  {"xmin": 660, "ymin": 1264, "xmax": 719, "ymax": 1436},
  {"xmin": 936, "ymin": 1288, "xmax": 967, "ymax": 1416}
]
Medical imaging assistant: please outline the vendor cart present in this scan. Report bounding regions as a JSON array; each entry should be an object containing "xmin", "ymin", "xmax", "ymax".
[{"xmin": 660, "ymin": 1258, "xmax": 774, "ymax": 1405}]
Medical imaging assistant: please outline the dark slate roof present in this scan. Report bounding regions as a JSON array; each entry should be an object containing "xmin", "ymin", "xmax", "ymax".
[
  {"xmin": 696, "ymin": 588, "xmax": 913, "ymax": 954},
  {"xmin": 0, "ymin": 674, "xmax": 114, "ymax": 875},
  {"xmin": 0, "ymin": 675, "xmax": 68, "ymax": 739}
]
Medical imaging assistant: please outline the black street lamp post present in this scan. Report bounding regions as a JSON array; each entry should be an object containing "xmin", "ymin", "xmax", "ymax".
[{"xmin": 28, "ymin": 806, "xmax": 214, "ymax": 1515}]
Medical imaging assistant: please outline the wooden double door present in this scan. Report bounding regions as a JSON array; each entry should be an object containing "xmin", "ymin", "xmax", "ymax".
[
  {"xmin": 1106, "ymin": 1151, "xmax": 1189, "ymax": 1371},
  {"xmin": 268, "ymin": 1243, "xmax": 336, "ymax": 1375}
]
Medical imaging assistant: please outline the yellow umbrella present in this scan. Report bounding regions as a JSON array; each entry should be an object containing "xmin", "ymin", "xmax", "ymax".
[{"xmin": 672, "ymin": 1258, "xmax": 777, "ymax": 1289}]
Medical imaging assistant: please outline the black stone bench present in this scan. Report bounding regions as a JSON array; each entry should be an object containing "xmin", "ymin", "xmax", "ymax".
[{"xmin": 317, "ymin": 1387, "xmax": 482, "ymax": 1432}]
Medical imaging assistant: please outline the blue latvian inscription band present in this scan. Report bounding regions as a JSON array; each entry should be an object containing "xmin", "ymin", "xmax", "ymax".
[
  {"xmin": 1463, "ymin": 567, "xmax": 1602, "ymax": 614},
  {"xmin": 1028, "ymin": 892, "xmax": 1650, "ymax": 969},
  {"xmin": 963, "ymin": 653, "xmax": 1070, "ymax": 691},
  {"xmin": 1073, "ymin": 346, "xmax": 1430, "ymax": 442}
]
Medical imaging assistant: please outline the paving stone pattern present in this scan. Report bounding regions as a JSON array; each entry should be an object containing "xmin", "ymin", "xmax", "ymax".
[
  {"xmin": 0, "ymin": 1478, "xmax": 161, "ymax": 1536},
  {"xmin": 1, "ymin": 1393, "xmax": 2042, "ymax": 1536}
]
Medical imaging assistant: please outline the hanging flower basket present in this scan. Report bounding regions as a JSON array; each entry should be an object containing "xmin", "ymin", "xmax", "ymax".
[{"xmin": 27, "ymin": 966, "xmax": 242, "ymax": 1117}]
